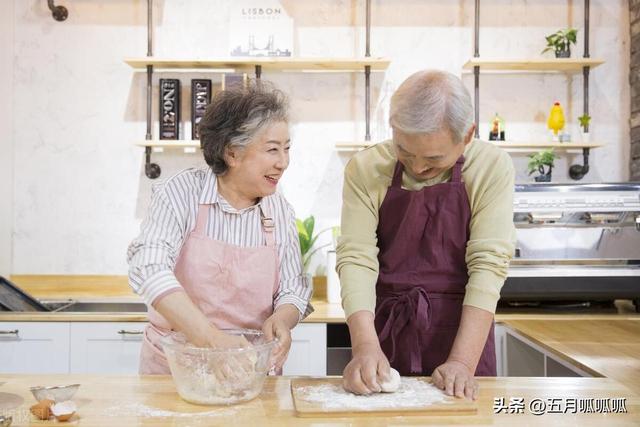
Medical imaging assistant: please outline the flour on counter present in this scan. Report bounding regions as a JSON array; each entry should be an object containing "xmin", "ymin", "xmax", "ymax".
[
  {"xmin": 296, "ymin": 378, "xmax": 450, "ymax": 410},
  {"xmin": 103, "ymin": 403, "xmax": 237, "ymax": 418}
]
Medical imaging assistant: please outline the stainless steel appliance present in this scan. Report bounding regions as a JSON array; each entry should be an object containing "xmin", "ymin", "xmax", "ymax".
[{"xmin": 503, "ymin": 183, "xmax": 640, "ymax": 312}]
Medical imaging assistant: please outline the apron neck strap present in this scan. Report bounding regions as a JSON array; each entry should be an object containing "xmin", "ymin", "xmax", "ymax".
[
  {"xmin": 194, "ymin": 204, "xmax": 209, "ymax": 234},
  {"xmin": 258, "ymin": 202, "xmax": 276, "ymax": 247},
  {"xmin": 451, "ymin": 155, "xmax": 465, "ymax": 183},
  {"xmin": 391, "ymin": 161, "xmax": 404, "ymax": 188},
  {"xmin": 194, "ymin": 202, "xmax": 275, "ymax": 247}
]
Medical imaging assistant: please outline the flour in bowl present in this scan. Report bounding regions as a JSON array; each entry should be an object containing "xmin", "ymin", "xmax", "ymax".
[{"xmin": 296, "ymin": 378, "xmax": 451, "ymax": 410}]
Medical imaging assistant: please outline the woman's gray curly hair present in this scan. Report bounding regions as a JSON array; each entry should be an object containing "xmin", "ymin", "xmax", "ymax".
[{"xmin": 199, "ymin": 80, "xmax": 289, "ymax": 175}]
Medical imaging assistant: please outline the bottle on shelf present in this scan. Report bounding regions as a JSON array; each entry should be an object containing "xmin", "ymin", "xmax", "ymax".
[
  {"xmin": 547, "ymin": 101, "xmax": 566, "ymax": 142},
  {"xmin": 488, "ymin": 112, "xmax": 505, "ymax": 141}
]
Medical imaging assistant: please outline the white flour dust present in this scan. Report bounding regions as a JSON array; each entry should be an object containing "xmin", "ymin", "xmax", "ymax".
[
  {"xmin": 103, "ymin": 403, "xmax": 236, "ymax": 418},
  {"xmin": 297, "ymin": 378, "xmax": 451, "ymax": 410}
]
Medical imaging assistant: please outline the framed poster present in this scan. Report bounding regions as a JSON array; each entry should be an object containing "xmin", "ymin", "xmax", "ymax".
[{"xmin": 229, "ymin": 1, "xmax": 293, "ymax": 57}]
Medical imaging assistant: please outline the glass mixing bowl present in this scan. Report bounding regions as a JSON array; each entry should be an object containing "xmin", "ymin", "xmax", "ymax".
[{"xmin": 160, "ymin": 329, "xmax": 277, "ymax": 405}]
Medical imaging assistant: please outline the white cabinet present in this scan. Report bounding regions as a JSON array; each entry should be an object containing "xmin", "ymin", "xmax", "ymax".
[
  {"xmin": 1, "ymin": 320, "xmax": 327, "ymax": 376},
  {"xmin": 283, "ymin": 323, "xmax": 327, "ymax": 376},
  {"xmin": 494, "ymin": 323, "xmax": 508, "ymax": 376},
  {"xmin": 0, "ymin": 322, "xmax": 70, "ymax": 374},
  {"xmin": 501, "ymin": 324, "xmax": 591, "ymax": 378},
  {"xmin": 69, "ymin": 322, "xmax": 145, "ymax": 374}
]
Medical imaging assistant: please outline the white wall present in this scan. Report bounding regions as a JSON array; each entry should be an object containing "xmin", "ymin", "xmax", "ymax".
[
  {"xmin": 0, "ymin": 0, "xmax": 15, "ymax": 277},
  {"xmin": 4, "ymin": 0, "xmax": 630, "ymax": 276}
]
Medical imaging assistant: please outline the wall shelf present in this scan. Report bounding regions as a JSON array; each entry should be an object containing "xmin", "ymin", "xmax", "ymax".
[
  {"xmin": 488, "ymin": 141, "xmax": 604, "ymax": 150},
  {"xmin": 335, "ymin": 141, "xmax": 380, "ymax": 152},
  {"xmin": 135, "ymin": 140, "xmax": 200, "ymax": 148},
  {"xmin": 468, "ymin": 0, "xmax": 600, "ymax": 180},
  {"xmin": 132, "ymin": 0, "xmax": 386, "ymax": 178},
  {"xmin": 124, "ymin": 57, "xmax": 390, "ymax": 72},
  {"xmin": 463, "ymin": 58, "xmax": 604, "ymax": 73},
  {"xmin": 334, "ymin": 141, "xmax": 604, "ymax": 153}
]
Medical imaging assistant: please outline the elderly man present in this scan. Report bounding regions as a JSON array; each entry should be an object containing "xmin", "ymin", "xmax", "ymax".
[{"xmin": 337, "ymin": 70, "xmax": 515, "ymax": 399}]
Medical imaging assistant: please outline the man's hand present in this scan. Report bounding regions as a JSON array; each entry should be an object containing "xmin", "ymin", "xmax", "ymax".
[
  {"xmin": 262, "ymin": 304, "xmax": 300, "ymax": 370},
  {"xmin": 342, "ymin": 341, "xmax": 391, "ymax": 395},
  {"xmin": 431, "ymin": 359, "xmax": 478, "ymax": 400}
]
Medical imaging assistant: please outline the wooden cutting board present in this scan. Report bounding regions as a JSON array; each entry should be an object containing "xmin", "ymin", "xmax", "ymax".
[{"xmin": 290, "ymin": 378, "xmax": 477, "ymax": 417}]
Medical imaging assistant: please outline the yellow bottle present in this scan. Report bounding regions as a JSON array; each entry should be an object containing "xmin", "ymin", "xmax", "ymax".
[{"xmin": 547, "ymin": 102, "xmax": 565, "ymax": 141}]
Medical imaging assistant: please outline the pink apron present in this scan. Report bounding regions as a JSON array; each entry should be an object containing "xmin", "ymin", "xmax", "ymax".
[
  {"xmin": 374, "ymin": 156, "xmax": 496, "ymax": 376},
  {"xmin": 139, "ymin": 201, "xmax": 280, "ymax": 374}
]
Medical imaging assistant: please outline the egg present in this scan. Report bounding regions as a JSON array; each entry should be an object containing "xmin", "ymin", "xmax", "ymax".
[
  {"xmin": 51, "ymin": 400, "xmax": 77, "ymax": 422},
  {"xmin": 30, "ymin": 399, "xmax": 54, "ymax": 420}
]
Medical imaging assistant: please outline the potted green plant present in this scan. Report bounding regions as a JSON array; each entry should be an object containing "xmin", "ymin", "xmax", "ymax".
[
  {"xmin": 542, "ymin": 28, "xmax": 578, "ymax": 58},
  {"xmin": 578, "ymin": 114, "xmax": 591, "ymax": 143},
  {"xmin": 528, "ymin": 149, "xmax": 557, "ymax": 182},
  {"xmin": 297, "ymin": 216, "xmax": 339, "ymax": 274}
]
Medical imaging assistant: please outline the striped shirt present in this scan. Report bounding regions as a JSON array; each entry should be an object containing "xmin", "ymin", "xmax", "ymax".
[{"xmin": 127, "ymin": 167, "xmax": 314, "ymax": 320}]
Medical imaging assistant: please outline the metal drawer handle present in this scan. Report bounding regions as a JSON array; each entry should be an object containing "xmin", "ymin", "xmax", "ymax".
[
  {"xmin": 0, "ymin": 329, "xmax": 19, "ymax": 336},
  {"xmin": 117, "ymin": 330, "xmax": 143, "ymax": 336}
]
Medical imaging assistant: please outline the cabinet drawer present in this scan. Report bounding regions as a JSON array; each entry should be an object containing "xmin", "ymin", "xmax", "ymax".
[
  {"xmin": 0, "ymin": 322, "xmax": 70, "ymax": 374},
  {"xmin": 283, "ymin": 323, "xmax": 327, "ymax": 376},
  {"xmin": 69, "ymin": 322, "xmax": 146, "ymax": 374}
]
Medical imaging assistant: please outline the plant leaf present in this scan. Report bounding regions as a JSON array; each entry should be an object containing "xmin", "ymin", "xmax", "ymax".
[
  {"xmin": 299, "ymin": 234, "xmax": 311, "ymax": 256},
  {"xmin": 296, "ymin": 219, "xmax": 308, "ymax": 239},
  {"xmin": 303, "ymin": 216, "xmax": 315, "ymax": 238}
]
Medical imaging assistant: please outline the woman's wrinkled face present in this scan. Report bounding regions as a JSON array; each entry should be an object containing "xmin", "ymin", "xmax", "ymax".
[
  {"xmin": 227, "ymin": 121, "xmax": 290, "ymax": 198},
  {"xmin": 392, "ymin": 126, "xmax": 473, "ymax": 180}
]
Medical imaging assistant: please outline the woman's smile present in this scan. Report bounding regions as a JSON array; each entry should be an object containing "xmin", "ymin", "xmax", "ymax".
[{"xmin": 264, "ymin": 174, "xmax": 280, "ymax": 186}]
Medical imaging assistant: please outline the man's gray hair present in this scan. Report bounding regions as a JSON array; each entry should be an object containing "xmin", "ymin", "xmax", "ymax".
[
  {"xmin": 199, "ymin": 80, "xmax": 289, "ymax": 175},
  {"xmin": 389, "ymin": 70, "xmax": 474, "ymax": 143}
]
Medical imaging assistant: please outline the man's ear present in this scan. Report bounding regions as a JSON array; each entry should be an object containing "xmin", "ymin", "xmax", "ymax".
[{"xmin": 463, "ymin": 124, "xmax": 476, "ymax": 146}]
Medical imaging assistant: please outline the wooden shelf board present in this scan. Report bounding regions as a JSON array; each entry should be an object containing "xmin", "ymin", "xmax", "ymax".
[
  {"xmin": 487, "ymin": 141, "xmax": 604, "ymax": 149},
  {"xmin": 135, "ymin": 140, "xmax": 200, "ymax": 148},
  {"xmin": 335, "ymin": 140, "xmax": 604, "ymax": 152},
  {"xmin": 335, "ymin": 141, "xmax": 379, "ymax": 151},
  {"xmin": 138, "ymin": 140, "xmax": 602, "ymax": 151},
  {"xmin": 463, "ymin": 58, "xmax": 604, "ymax": 72},
  {"xmin": 124, "ymin": 57, "xmax": 390, "ymax": 71}
]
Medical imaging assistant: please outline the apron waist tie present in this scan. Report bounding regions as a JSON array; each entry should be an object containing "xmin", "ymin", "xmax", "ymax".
[{"xmin": 376, "ymin": 287, "xmax": 431, "ymax": 373}]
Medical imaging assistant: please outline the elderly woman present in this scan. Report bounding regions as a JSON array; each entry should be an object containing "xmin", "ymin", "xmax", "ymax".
[{"xmin": 128, "ymin": 81, "xmax": 313, "ymax": 375}]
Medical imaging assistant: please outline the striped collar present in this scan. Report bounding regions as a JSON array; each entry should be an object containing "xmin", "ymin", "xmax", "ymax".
[{"xmin": 199, "ymin": 167, "xmax": 263, "ymax": 213}]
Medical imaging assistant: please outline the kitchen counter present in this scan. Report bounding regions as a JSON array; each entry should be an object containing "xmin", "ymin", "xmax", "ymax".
[
  {"xmin": 3, "ymin": 277, "xmax": 640, "ymax": 400},
  {"xmin": 1, "ymin": 299, "xmax": 638, "ymax": 323},
  {"xmin": 502, "ymin": 318, "xmax": 640, "ymax": 395},
  {"xmin": 3, "ymin": 302, "xmax": 640, "ymax": 392},
  {"xmin": 0, "ymin": 374, "xmax": 638, "ymax": 426}
]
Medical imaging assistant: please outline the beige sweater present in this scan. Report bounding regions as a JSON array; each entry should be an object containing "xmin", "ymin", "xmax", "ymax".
[{"xmin": 336, "ymin": 139, "xmax": 516, "ymax": 318}]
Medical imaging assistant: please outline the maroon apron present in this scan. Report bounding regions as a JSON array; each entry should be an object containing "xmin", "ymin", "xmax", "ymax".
[{"xmin": 374, "ymin": 156, "xmax": 496, "ymax": 376}]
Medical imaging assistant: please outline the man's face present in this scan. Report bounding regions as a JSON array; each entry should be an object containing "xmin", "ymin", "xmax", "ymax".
[{"xmin": 392, "ymin": 126, "xmax": 474, "ymax": 180}]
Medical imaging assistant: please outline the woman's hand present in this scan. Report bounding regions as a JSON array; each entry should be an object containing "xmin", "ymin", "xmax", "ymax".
[
  {"xmin": 203, "ymin": 329, "xmax": 255, "ymax": 382},
  {"xmin": 262, "ymin": 304, "xmax": 300, "ymax": 370},
  {"xmin": 204, "ymin": 328, "xmax": 252, "ymax": 350},
  {"xmin": 431, "ymin": 359, "xmax": 479, "ymax": 400}
]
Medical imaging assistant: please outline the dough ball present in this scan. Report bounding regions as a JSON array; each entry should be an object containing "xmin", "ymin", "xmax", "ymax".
[{"xmin": 379, "ymin": 368, "xmax": 401, "ymax": 393}]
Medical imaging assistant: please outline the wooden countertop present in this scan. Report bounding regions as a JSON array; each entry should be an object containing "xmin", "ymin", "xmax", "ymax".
[
  {"xmin": 3, "ymin": 275, "xmax": 640, "ymax": 398},
  {"xmin": 1, "ymin": 299, "xmax": 638, "ymax": 323},
  {"xmin": 5, "ymin": 274, "xmax": 638, "ymax": 322},
  {"xmin": 0, "ymin": 374, "xmax": 638, "ymax": 426},
  {"xmin": 501, "ymin": 319, "xmax": 640, "ymax": 396}
]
